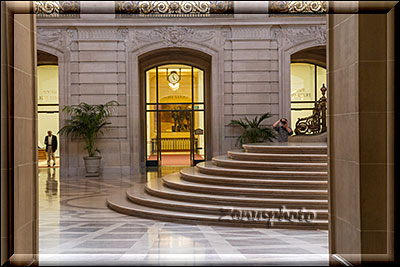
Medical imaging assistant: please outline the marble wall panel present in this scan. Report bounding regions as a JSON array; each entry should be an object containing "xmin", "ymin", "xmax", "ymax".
[
  {"xmin": 232, "ymin": 71, "xmax": 278, "ymax": 82},
  {"xmin": 76, "ymin": 62, "xmax": 125, "ymax": 73},
  {"xmin": 232, "ymin": 49, "xmax": 273, "ymax": 60},
  {"xmin": 78, "ymin": 41, "xmax": 123, "ymax": 51},
  {"xmin": 232, "ymin": 82, "xmax": 279, "ymax": 93},
  {"xmin": 231, "ymin": 103, "xmax": 279, "ymax": 115},
  {"xmin": 232, "ymin": 40, "xmax": 274, "ymax": 50},
  {"xmin": 232, "ymin": 93, "xmax": 271, "ymax": 104},
  {"xmin": 232, "ymin": 60, "xmax": 278, "ymax": 71},
  {"xmin": 12, "ymin": 11, "xmax": 38, "ymax": 264},
  {"xmin": 328, "ymin": 6, "xmax": 395, "ymax": 263},
  {"xmin": 73, "ymin": 51, "xmax": 125, "ymax": 62}
]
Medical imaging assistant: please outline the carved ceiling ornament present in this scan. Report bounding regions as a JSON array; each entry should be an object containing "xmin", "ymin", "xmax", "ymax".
[
  {"xmin": 269, "ymin": 1, "xmax": 326, "ymax": 14},
  {"xmin": 115, "ymin": 1, "xmax": 233, "ymax": 17},
  {"xmin": 131, "ymin": 26, "xmax": 218, "ymax": 48},
  {"xmin": 271, "ymin": 25, "xmax": 326, "ymax": 49}
]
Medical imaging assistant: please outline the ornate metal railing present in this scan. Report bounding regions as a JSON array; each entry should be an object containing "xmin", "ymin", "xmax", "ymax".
[{"xmin": 294, "ymin": 84, "xmax": 327, "ymax": 135}]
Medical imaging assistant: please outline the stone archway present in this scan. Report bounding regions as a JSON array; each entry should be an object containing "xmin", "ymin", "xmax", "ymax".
[
  {"xmin": 137, "ymin": 48, "xmax": 212, "ymax": 168},
  {"xmin": 272, "ymin": 25, "xmax": 327, "ymax": 122},
  {"xmin": 126, "ymin": 28, "xmax": 226, "ymax": 173},
  {"xmin": 36, "ymin": 44, "xmax": 69, "ymax": 176}
]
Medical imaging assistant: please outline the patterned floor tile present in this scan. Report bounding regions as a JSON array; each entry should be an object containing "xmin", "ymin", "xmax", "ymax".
[{"xmin": 38, "ymin": 168, "xmax": 329, "ymax": 265}]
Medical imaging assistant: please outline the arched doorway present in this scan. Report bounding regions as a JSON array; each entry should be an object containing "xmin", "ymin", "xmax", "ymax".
[
  {"xmin": 144, "ymin": 64, "xmax": 205, "ymax": 166},
  {"xmin": 139, "ymin": 48, "xmax": 211, "ymax": 167},
  {"xmin": 290, "ymin": 46, "xmax": 326, "ymax": 131},
  {"xmin": 37, "ymin": 50, "xmax": 60, "ymax": 168}
]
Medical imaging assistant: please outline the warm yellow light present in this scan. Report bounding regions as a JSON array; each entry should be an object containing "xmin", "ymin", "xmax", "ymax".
[{"xmin": 169, "ymin": 82, "xmax": 179, "ymax": 91}]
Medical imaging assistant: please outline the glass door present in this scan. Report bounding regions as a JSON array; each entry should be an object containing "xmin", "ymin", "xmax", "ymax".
[
  {"xmin": 145, "ymin": 64, "xmax": 205, "ymax": 167},
  {"xmin": 290, "ymin": 63, "xmax": 327, "ymax": 130}
]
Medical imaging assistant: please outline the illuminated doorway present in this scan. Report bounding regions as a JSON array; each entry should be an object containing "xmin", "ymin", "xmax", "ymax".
[
  {"xmin": 37, "ymin": 59, "xmax": 60, "ymax": 168},
  {"xmin": 290, "ymin": 63, "xmax": 327, "ymax": 130},
  {"xmin": 145, "ymin": 64, "xmax": 205, "ymax": 167},
  {"xmin": 289, "ymin": 46, "xmax": 326, "ymax": 131}
]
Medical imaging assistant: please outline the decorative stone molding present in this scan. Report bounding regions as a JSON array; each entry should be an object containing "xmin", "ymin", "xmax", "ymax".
[
  {"xmin": 115, "ymin": 1, "xmax": 233, "ymax": 17},
  {"xmin": 36, "ymin": 27, "xmax": 78, "ymax": 51},
  {"xmin": 117, "ymin": 27, "xmax": 129, "ymax": 39},
  {"xmin": 269, "ymin": 1, "xmax": 326, "ymax": 14},
  {"xmin": 36, "ymin": 28, "xmax": 66, "ymax": 49},
  {"xmin": 130, "ymin": 26, "xmax": 222, "ymax": 49},
  {"xmin": 271, "ymin": 25, "xmax": 326, "ymax": 48},
  {"xmin": 65, "ymin": 27, "xmax": 78, "ymax": 49}
]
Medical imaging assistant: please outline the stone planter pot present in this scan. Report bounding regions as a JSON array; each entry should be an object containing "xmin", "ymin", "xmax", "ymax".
[{"xmin": 83, "ymin": 156, "xmax": 102, "ymax": 177}]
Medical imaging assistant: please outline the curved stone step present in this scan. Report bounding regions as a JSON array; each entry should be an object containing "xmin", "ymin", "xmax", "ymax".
[
  {"xmin": 196, "ymin": 162, "xmax": 328, "ymax": 180},
  {"xmin": 180, "ymin": 167, "xmax": 328, "ymax": 189},
  {"xmin": 243, "ymin": 143, "xmax": 327, "ymax": 154},
  {"xmin": 162, "ymin": 173, "xmax": 328, "ymax": 200},
  {"xmin": 213, "ymin": 155, "xmax": 328, "ymax": 171},
  {"xmin": 125, "ymin": 185, "xmax": 328, "ymax": 220},
  {"xmin": 145, "ymin": 178, "xmax": 328, "ymax": 209},
  {"xmin": 107, "ymin": 192, "xmax": 328, "ymax": 230},
  {"xmin": 228, "ymin": 150, "xmax": 328, "ymax": 163}
]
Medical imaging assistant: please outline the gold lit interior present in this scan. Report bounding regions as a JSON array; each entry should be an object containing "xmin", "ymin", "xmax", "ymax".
[{"xmin": 290, "ymin": 63, "xmax": 326, "ymax": 130}]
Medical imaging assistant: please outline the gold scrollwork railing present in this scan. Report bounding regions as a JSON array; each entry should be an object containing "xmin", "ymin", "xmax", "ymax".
[
  {"xmin": 34, "ymin": 1, "xmax": 80, "ymax": 17},
  {"xmin": 115, "ymin": 1, "xmax": 233, "ymax": 17},
  {"xmin": 294, "ymin": 84, "xmax": 327, "ymax": 135},
  {"xmin": 269, "ymin": 1, "xmax": 327, "ymax": 14}
]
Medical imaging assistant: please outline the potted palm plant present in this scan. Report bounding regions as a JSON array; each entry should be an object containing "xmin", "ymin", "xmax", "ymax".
[
  {"xmin": 58, "ymin": 101, "xmax": 119, "ymax": 177},
  {"xmin": 229, "ymin": 113, "xmax": 275, "ymax": 147}
]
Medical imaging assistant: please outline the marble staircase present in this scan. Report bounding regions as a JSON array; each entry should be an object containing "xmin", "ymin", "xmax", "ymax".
[{"xmin": 107, "ymin": 143, "xmax": 329, "ymax": 230}]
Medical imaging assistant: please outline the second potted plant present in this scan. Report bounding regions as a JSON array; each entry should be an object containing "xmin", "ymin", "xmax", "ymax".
[
  {"xmin": 229, "ymin": 113, "xmax": 275, "ymax": 147},
  {"xmin": 58, "ymin": 101, "xmax": 119, "ymax": 177}
]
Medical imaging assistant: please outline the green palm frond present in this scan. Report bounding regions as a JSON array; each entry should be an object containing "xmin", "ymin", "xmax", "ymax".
[
  {"xmin": 58, "ymin": 101, "xmax": 119, "ymax": 157},
  {"xmin": 229, "ymin": 113, "xmax": 276, "ymax": 147},
  {"xmin": 229, "ymin": 119, "xmax": 248, "ymax": 129}
]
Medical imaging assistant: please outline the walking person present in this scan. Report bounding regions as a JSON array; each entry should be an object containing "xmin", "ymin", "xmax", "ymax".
[
  {"xmin": 273, "ymin": 118, "xmax": 293, "ymax": 142},
  {"xmin": 44, "ymin": 130, "xmax": 58, "ymax": 167}
]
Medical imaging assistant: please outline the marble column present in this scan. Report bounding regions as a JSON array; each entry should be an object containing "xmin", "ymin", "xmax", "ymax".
[
  {"xmin": 327, "ymin": 1, "xmax": 396, "ymax": 264},
  {"xmin": 1, "ymin": 1, "xmax": 38, "ymax": 265}
]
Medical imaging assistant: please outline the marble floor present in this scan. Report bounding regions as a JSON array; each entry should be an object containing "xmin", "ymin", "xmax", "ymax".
[{"xmin": 38, "ymin": 167, "xmax": 329, "ymax": 266}]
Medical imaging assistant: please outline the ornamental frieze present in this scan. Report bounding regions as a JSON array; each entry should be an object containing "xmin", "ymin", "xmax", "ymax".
[
  {"xmin": 271, "ymin": 25, "xmax": 326, "ymax": 48},
  {"xmin": 36, "ymin": 27, "xmax": 78, "ymax": 50},
  {"xmin": 35, "ymin": 1, "xmax": 80, "ymax": 17},
  {"xmin": 115, "ymin": 1, "xmax": 233, "ymax": 17},
  {"xmin": 36, "ymin": 28, "xmax": 66, "ymax": 48},
  {"xmin": 269, "ymin": 1, "xmax": 326, "ymax": 14},
  {"xmin": 34, "ymin": 1, "xmax": 327, "ymax": 16},
  {"xmin": 130, "ymin": 26, "xmax": 220, "ymax": 48}
]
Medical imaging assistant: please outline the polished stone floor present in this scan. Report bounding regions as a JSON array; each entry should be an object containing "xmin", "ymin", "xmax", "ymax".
[{"xmin": 38, "ymin": 167, "xmax": 329, "ymax": 266}]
